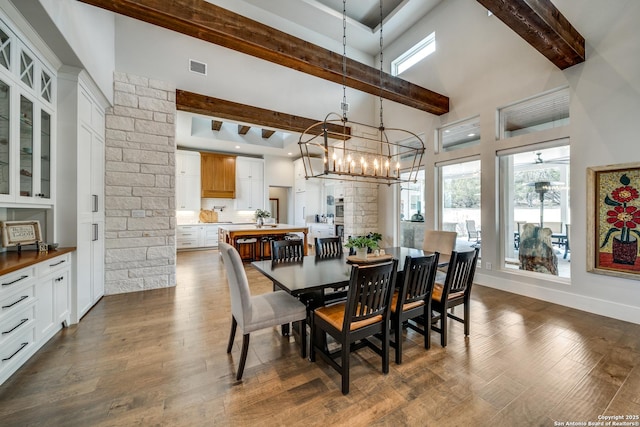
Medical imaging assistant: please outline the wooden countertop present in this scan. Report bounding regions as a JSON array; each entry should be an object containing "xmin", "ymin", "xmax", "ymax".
[{"xmin": 0, "ymin": 247, "xmax": 76, "ymax": 276}]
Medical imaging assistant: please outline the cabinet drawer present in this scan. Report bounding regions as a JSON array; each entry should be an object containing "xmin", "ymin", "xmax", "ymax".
[
  {"xmin": 0, "ymin": 302, "xmax": 36, "ymax": 347},
  {"xmin": 35, "ymin": 253, "xmax": 71, "ymax": 277},
  {"xmin": 0, "ymin": 268, "xmax": 36, "ymax": 299},
  {"xmin": 0, "ymin": 325, "xmax": 36, "ymax": 380},
  {"xmin": 177, "ymin": 239, "xmax": 199, "ymax": 249},
  {"xmin": 1, "ymin": 285, "xmax": 35, "ymax": 320}
]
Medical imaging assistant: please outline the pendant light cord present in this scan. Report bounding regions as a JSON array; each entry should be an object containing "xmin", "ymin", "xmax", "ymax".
[
  {"xmin": 379, "ymin": 0, "xmax": 384, "ymax": 131},
  {"xmin": 342, "ymin": 0, "xmax": 348, "ymax": 122}
]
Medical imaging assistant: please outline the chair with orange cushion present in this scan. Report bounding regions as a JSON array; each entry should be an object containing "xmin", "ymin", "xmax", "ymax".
[
  {"xmin": 310, "ymin": 260, "xmax": 397, "ymax": 394},
  {"xmin": 431, "ymin": 248, "xmax": 479, "ymax": 347},
  {"xmin": 390, "ymin": 253, "xmax": 439, "ymax": 364}
]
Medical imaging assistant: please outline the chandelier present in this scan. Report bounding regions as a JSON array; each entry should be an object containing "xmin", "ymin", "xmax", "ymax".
[{"xmin": 298, "ymin": 0, "xmax": 425, "ymax": 186}]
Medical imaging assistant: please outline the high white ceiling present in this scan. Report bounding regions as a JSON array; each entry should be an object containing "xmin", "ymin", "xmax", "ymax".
[
  {"xmin": 180, "ymin": 0, "xmax": 443, "ymax": 157},
  {"xmin": 207, "ymin": 0, "xmax": 443, "ymax": 56}
]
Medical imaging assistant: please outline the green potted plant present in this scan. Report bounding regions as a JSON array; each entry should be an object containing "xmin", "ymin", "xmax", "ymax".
[
  {"xmin": 255, "ymin": 209, "xmax": 271, "ymax": 227},
  {"xmin": 345, "ymin": 235, "xmax": 379, "ymax": 259}
]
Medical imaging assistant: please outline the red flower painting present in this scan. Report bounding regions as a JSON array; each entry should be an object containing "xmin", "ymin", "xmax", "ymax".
[{"xmin": 601, "ymin": 174, "xmax": 640, "ymax": 265}]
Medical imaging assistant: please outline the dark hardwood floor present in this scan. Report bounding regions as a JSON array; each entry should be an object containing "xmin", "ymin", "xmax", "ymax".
[{"xmin": 1, "ymin": 249, "xmax": 639, "ymax": 426}]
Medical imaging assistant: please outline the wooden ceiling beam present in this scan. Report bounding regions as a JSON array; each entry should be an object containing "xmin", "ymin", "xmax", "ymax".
[
  {"xmin": 237, "ymin": 125, "xmax": 251, "ymax": 135},
  {"xmin": 176, "ymin": 90, "xmax": 350, "ymax": 138},
  {"xmin": 477, "ymin": 0, "xmax": 585, "ymax": 69},
  {"xmin": 211, "ymin": 120, "xmax": 222, "ymax": 131},
  {"xmin": 262, "ymin": 129, "xmax": 276, "ymax": 139},
  {"xmin": 78, "ymin": 0, "xmax": 449, "ymax": 115}
]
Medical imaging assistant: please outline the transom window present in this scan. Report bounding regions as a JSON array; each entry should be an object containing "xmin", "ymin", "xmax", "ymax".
[{"xmin": 391, "ymin": 32, "xmax": 435, "ymax": 76}]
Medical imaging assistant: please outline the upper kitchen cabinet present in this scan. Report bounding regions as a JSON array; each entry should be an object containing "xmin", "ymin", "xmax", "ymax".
[
  {"xmin": 0, "ymin": 17, "xmax": 55, "ymax": 206},
  {"xmin": 201, "ymin": 152, "xmax": 236, "ymax": 198},
  {"xmin": 235, "ymin": 157, "xmax": 264, "ymax": 211},
  {"xmin": 176, "ymin": 150, "xmax": 200, "ymax": 211}
]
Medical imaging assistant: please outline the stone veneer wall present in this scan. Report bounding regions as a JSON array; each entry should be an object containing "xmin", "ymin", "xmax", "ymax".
[
  {"xmin": 341, "ymin": 124, "xmax": 379, "ymax": 241},
  {"xmin": 104, "ymin": 72, "xmax": 176, "ymax": 294}
]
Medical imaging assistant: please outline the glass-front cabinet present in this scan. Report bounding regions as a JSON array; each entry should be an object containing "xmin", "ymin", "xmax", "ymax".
[{"xmin": 0, "ymin": 17, "xmax": 55, "ymax": 205}]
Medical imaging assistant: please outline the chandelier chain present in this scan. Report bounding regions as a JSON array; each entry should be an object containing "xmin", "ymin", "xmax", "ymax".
[
  {"xmin": 379, "ymin": 0, "xmax": 384, "ymax": 130},
  {"xmin": 342, "ymin": 0, "xmax": 347, "ymax": 121}
]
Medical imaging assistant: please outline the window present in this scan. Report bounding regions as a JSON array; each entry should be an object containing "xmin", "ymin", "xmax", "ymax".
[
  {"xmin": 391, "ymin": 32, "xmax": 435, "ymax": 76},
  {"xmin": 438, "ymin": 116, "xmax": 480, "ymax": 153},
  {"xmin": 498, "ymin": 87, "xmax": 569, "ymax": 139},
  {"xmin": 500, "ymin": 144, "xmax": 570, "ymax": 278},
  {"xmin": 439, "ymin": 160, "xmax": 481, "ymax": 243},
  {"xmin": 400, "ymin": 169, "xmax": 425, "ymax": 222}
]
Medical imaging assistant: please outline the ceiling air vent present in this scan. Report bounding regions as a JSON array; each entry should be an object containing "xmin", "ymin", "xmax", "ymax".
[{"xmin": 189, "ymin": 59, "xmax": 207, "ymax": 76}]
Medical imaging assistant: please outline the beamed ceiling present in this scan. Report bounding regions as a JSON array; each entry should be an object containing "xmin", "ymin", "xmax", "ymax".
[{"xmin": 77, "ymin": 0, "xmax": 585, "ymax": 155}]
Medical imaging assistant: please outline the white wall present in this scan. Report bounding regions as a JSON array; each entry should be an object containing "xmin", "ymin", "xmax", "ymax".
[
  {"xmin": 380, "ymin": 0, "xmax": 640, "ymax": 324},
  {"xmin": 36, "ymin": 0, "xmax": 115, "ymax": 103}
]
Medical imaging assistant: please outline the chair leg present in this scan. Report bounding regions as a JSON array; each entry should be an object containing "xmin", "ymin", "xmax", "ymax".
[
  {"xmin": 464, "ymin": 302, "xmax": 470, "ymax": 336},
  {"xmin": 298, "ymin": 319, "xmax": 307, "ymax": 359},
  {"xmin": 341, "ymin": 343, "xmax": 350, "ymax": 395},
  {"xmin": 309, "ymin": 314, "xmax": 317, "ymax": 362},
  {"xmin": 425, "ymin": 306, "xmax": 431, "ymax": 350},
  {"xmin": 394, "ymin": 319, "xmax": 402, "ymax": 365},
  {"xmin": 441, "ymin": 310, "xmax": 448, "ymax": 347},
  {"xmin": 236, "ymin": 333, "xmax": 250, "ymax": 381},
  {"xmin": 227, "ymin": 316, "xmax": 237, "ymax": 353},
  {"xmin": 382, "ymin": 323, "xmax": 390, "ymax": 374}
]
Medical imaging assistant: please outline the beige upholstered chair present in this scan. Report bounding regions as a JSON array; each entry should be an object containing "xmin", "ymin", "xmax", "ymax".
[
  {"xmin": 422, "ymin": 230, "xmax": 457, "ymax": 256},
  {"xmin": 220, "ymin": 242, "xmax": 307, "ymax": 380},
  {"xmin": 423, "ymin": 230, "xmax": 457, "ymax": 280}
]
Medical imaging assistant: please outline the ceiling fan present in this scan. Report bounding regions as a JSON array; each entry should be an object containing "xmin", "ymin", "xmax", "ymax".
[{"xmin": 534, "ymin": 152, "xmax": 570, "ymax": 165}]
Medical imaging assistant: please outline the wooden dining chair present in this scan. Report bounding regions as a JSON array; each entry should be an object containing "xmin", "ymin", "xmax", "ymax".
[
  {"xmin": 431, "ymin": 248, "xmax": 479, "ymax": 347},
  {"xmin": 310, "ymin": 260, "xmax": 398, "ymax": 394},
  {"xmin": 219, "ymin": 242, "xmax": 307, "ymax": 380},
  {"xmin": 271, "ymin": 239, "xmax": 304, "ymax": 263},
  {"xmin": 315, "ymin": 236, "xmax": 343, "ymax": 258},
  {"xmin": 390, "ymin": 253, "xmax": 439, "ymax": 364}
]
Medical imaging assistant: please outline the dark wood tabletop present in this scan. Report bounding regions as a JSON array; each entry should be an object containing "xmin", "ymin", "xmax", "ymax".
[{"xmin": 251, "ymin": 247, "xmax": 449, "ymax": 296}]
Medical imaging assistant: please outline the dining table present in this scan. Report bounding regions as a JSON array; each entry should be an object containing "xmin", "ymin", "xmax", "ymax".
[
  {"xmin": 251, "ymin": 246, "xmax": 451, "ymax": 352},
  {"xmin": 251, "ymin": 246, "xmax": 450, "ymax": 299}
]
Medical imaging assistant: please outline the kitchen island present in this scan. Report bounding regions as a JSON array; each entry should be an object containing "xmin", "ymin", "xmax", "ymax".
[{"xmin": 218, "ymin": 224, "xmax": 309, "ymax": 260}]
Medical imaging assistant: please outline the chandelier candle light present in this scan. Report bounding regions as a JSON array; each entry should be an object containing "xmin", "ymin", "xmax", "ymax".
[{"xmin": 298, "ymin": 0, "xmax": 425, "ymax": 186}]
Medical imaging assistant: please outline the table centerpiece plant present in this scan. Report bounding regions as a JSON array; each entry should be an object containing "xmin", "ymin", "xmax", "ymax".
[
  {"xmin": 255, "ymin": 209, "xmax": 271, "ymax": 227},
  {"xmin": 345, "ymin": 233, "xmax": 381, "ymax": 259}
]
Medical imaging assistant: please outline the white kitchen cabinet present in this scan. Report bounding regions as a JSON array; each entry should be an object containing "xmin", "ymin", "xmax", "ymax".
[
  {"xmin": 235, "ymin": 157, "xmax": 264, "ymax": 210},
  {"xmin": 0, "ymin": 250, "xmax": 72, "ymax": 386},
  {"xmin": 0, "ymin": 17, "xmax": 56, "ymax": 206},
  {"xmin": 308, "ymin": 223, "xmax": 336, "ymax": 245},
  {"xmin": 57, "ymin": 71, "xmax": 107, "ymax": 323},
  {"xmin": 176, "ymin": 150, "xmax": 201, "ymax": 211},
  {"xmin": 176, "ymin": 224, "xmax": 220, "ymax": 250},
  {"xmin": 176, "ymin": 224, "xmax": 201, "ymax": 249},
  {"xmin": 201, "ymin": 224, "xmax": 220, "ymax": 247}
]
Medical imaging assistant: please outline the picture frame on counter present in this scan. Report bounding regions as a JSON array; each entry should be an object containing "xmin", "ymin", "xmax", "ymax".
[{"xmin": 0, "ymin": 220, "xmax": 43, "ymax": 247}]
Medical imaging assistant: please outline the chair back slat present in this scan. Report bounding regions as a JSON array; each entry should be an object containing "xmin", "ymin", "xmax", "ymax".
[
  {"xmin": 442, "ymin": 249, "xmax": 479, "ymax": 298},
  {"xmin": 316, "ymin": 237, "xmax": 343, "ymax": 258},
  {"xmin": 271, "ymin": 239, "xmax": 304, "ymax": 263},
  {"xmin": 402, "ymin": 253, "xmax": 439, "ymax": 306},
  {"xmin": 344, "ymin": 260, "xmax": 397, "ymax": 328}
]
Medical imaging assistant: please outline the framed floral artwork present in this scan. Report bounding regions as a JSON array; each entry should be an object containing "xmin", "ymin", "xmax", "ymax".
[{"xmin": 587, "ymin": 162, "xmax": 640, "ymax": 279}]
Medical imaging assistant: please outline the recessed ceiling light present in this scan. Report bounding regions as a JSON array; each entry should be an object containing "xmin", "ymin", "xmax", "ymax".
[
  {"xmin": 444, "ymin": 130, "xmax": 450, "ymax": 133},
  {"xmin": 235, "ymin": 145, "xmax": 240, "ymax": 149},
  {"xmin": 468, "ymin": 133, "xmax": 475, "ymax": 137},
  {"xmin": 288, "ymin": 152, "xmax": 292, "ymax": 156}
]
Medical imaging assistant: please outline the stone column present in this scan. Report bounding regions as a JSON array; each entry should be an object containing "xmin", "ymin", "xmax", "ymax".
[{"xmin": 104, "ymin": 72, "xmax": 176, "ymax": 294}]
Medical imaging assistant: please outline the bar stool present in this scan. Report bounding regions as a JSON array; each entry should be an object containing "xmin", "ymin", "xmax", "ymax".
[
  {"xmin": 259, "ymin": 235, "xmax": 276, "ymax": 260},
  {"xmin": 235, "ymin": 237, "xmax": 257, "ymax": 261}
]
